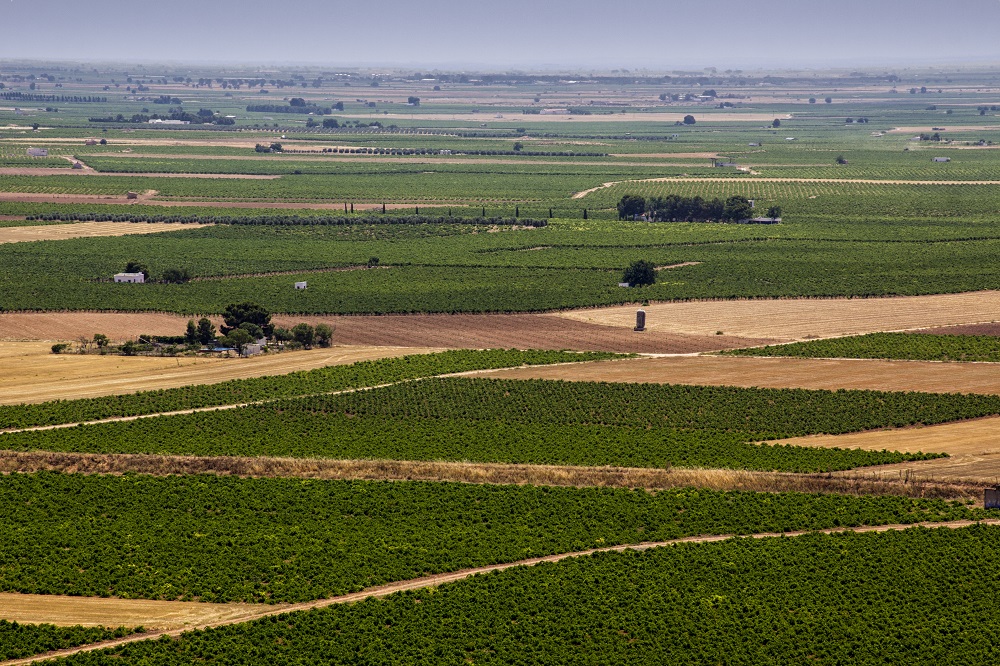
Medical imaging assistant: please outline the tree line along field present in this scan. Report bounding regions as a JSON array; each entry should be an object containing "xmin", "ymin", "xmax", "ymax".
[
  {"xmin": 1, "ymin": 472, "xmax": 993, "ymax": 605},
  {"xmin": 12, "ymin": 377, "xmax": 1000, "ymax": 473},
  {"xmin": 46, "ymin": 525, "xmax": 999, "ymax": 665},
  {"xmin": 9, "ymin": 215, "xmax": 1000, "ymax": 313},
  {"xmin": 729, "ymin": 332, "xmax": 1000, "ymax": 362}
]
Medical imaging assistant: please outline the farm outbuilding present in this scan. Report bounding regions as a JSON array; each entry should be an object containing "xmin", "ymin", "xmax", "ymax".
[
  {"xmin": 113, "ymin": 272, "xmax": 145, "ymax": 283},
  {"xmin": 26, "ymin": 148, "xmax": 48, "ymax": 157},
  {"xmin": 987, "ymin": 487, "xmax": 1000, "ymax": 509},
  {"xmin": 295, "ymin": 281, "xmax": 308, "ymax": 290},
  {"xmin": 933, "ymin": 157, "xmax": 951, "ymax": 163}
]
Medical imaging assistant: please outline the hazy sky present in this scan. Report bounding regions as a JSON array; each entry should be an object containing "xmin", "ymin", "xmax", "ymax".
[{"xmin": 2, "ymin": 0, "xmax": 999, "ymax": 70}]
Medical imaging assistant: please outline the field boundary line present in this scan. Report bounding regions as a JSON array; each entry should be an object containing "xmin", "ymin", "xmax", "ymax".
[
  {"xmin": 4, "ymin": 518, "xmax": 998, "ymax": 665},
  {"xmin": 0, "ymin": 451, "xmax": 986, "ymax": 501}
]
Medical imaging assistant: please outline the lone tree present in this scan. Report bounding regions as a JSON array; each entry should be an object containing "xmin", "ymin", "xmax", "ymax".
[
  {"xmin": 617, "ymin": 194, "xmax": 646, "ymax": 220},
  {"xmin": 767, "ymin": 205, "xmax": 782, "ymax": 219},
  {"xmin": 315, "ymin": 323, "xmax": 334, "ymax": 347},
  {"xmin": 682, "ymin": 114, "xmax": 696, "ymax": 125},
  {"xmin": 772, "ymin": 118, "xmax": 781, "ymax": 128},
  {"xmin": 622, "ymin": 260, "xmax": 656, "ymax": 287},
  {"xmin": 221, "ymin": 302, "xmax": 273, "ymax": 337},
  {"xmin": 292, "ymin": 323, "xmax": 315, "ymax": 348}
]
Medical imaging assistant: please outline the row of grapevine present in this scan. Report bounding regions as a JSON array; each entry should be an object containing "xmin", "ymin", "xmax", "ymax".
[
  {"xmin": 729, "ymin": 332, "xmax": 1000, "ymax": 362},
  {"xmin": 0, "ymin": 472, "xmax": 991, "ymax": 604},
  {"xmin": 57, "ymin": 526, "xmax": 1000, "ymax": 664},
  {"xmin": 0, "ymin": 349, "xmax": 618, "ymax": 429}
]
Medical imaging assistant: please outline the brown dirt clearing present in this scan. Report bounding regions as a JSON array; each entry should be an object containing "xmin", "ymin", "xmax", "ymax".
[
  {"xmin": 0, "ymin": 342, "xmax": 441, "ymax": 405},
  {"xmin": 0, "ymin": 221, "xmax": 209, "ymax": 244},
  {"xmin": 486, "ymin": 355, "xmax": 1000, "ymax": 395},
  {"xmin": 557, "ymin": 291, "xmax": 1000, "ymax": 340}
]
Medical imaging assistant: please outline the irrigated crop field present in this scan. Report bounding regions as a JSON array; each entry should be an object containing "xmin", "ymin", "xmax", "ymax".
[{"xmin": 3, "ymin": 62, "xmax": 1000, "ymax": 664}]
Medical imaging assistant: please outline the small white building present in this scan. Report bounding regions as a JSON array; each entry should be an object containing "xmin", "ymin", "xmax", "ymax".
[
  {"xmin": 933, "ymin": 157, "xmax": 951, "ymax": 163},
  {"xmin": 26, "ymin": 148, "xmax": 48, "ymax": 157},
  {"xmin": 114, "ymin": 272, "xmax": 145, "ymax": 283},
  {"xmin": 295, "ymin": 281, "xmax": 308, "ymax": 290}
]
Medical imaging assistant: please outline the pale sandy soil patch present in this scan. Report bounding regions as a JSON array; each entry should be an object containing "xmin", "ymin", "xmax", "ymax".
[
  {"xmin": 0, "ymin": 342, "xmax": 440, "ymax": 405},
  {"xmin": 0, "ymin": 221, "xmax": 209, "ymax": 244},
  {"xmin": 557, "ymin": 291, "xmax": 1000, "ymax": 340},
  {"xmin": 0, "ymin": 593, "xmax": 263, "ymax": 631},
  {"xmin": 486, "ymin": 355, "xmax": 1000, "ymax": 395}
]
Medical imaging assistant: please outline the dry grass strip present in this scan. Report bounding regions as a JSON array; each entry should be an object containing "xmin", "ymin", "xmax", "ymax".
[{"xmin": 0, "ymin": 451, "xmax": 984, "ymax": 502}]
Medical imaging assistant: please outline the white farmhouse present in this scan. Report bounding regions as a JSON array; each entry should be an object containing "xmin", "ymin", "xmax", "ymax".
[
  {"xmin": 114, "ymin": 272, "xmax": 145, "ymax": 283},
  {"xmin": 295, "ymin": 281, "xmax": 308, "ymax": 290},
  {"xmin": 26, "ymin": 147, "xmax": 48, "ymax": 157}
]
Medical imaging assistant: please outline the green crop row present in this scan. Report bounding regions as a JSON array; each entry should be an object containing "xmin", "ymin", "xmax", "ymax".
[
  {"xmin": 0, "ymin": 622, "xmax": 136, "ymax": 661},
  {"xmin": 8, "ymin": 378, "xmax": 983, "ymax": 472},
  {"xmin": 0, "ymin": 472, "xmax": 991, "ymax": 605},
  {"xmin": 56, "ymin": 525, "xmax": 1000, "ymax": 665},
  {"xmin": 728, "ymin": 332, "xmax": 1000, "ymax": 362},
  {"xmin": 0, "ymin": 349, "xmax": 618, "ymax": 429}
]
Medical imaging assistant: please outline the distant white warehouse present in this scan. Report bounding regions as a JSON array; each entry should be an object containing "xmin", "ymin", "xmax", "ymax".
[
  {"xmin": 114, "ymin": 272, "xmax": 145, "ymax": 283},
  {"xmin": 26, "ymin": 147, "xmax": 48, "ymax": 157}
]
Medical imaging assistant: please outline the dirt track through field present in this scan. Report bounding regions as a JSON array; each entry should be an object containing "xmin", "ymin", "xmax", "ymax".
[
  {"xmin": 559, "ymin": 291, "xmax": 1000, "ymax": 340},
  {"xmin": 486, "ymin": 355, "xmax": 1000, "ymax": 395},
  {"xmin": 0, "ymin": 342, "xmax": 441, "ymax": 405},
  {"xmin": 4, "ymin": 519, "xmax": 996, "ymax": 664},
  {"xmin": 0, "ymin": 221, "xmax": 209, "ymax": 244}
]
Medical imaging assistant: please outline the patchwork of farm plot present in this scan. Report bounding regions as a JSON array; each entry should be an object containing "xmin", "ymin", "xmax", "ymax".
[{"xmin": 6, "ymin": 64, "xmax": 1000, "ymax": 664}]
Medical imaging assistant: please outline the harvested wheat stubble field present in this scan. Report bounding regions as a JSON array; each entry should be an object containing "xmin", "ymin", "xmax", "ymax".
[
  {"xmin": 557, "ymin": 291, "xmax": 1000, "ymax": 341},
  {"xmin": 781, "ymin": 417, "xmax": 1000, "ymax": 484},
  {"xmin": 0, "ymin": 221, "xmax": 210, "ymax": 244},
  {"xmin": 0, "ymin": 342, "xmax": 440, "ymax": 405},
  {"xmin": 487, "ymin": 355, "xmax": 1000, "ymax": 395},
  {"xmin": 0, "ymin": 593, "xmax": 259, "ymax": 631}
]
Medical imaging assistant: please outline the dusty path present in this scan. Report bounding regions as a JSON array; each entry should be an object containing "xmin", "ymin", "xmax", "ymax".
[
  {"xmin": 559, "ymin": 291, "xmax": 1000, "ymax": 340},
  {"xmin": 487, "ymin": 355, "xmax": 1000, "ymax": 395},
  {"xmin": 0, "ymin": 221, "xmax": 209, "ymax": 245},
  {"xmin": 0, "ymin": 343, "xmax": 440, "ymax": 406},
  {"xmin": 571, "ymin": 176, "xmax": 1000, "ymax": 198},
  {"xmin": 4, "ymin": 518, "xmax": 996, "ymax": 665},
  {"xmin": 0, "ymin": 451, "xmax": 982, "ymax": 502}
]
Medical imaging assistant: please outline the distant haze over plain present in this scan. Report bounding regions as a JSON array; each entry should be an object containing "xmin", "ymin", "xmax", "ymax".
[{"xmin": 2, "ymin": 0, "xmax": 1000, "ymax": 70}]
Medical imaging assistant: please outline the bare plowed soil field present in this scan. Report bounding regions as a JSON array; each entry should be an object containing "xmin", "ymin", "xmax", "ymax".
[
  {"xmin": 558, "ymin": 291, "xmax": 1000, "ymax": 340},
  {"xmin": 272, "ymin": 313, "xmax": 773, "ymax": 353},
  {"xmin": 0, "ymin": 312, "xmax": 206, "ymax": 341},
  {"xmin": 0, "ymin": 221, "xmax": 209, "ymax": 244},
  {"xmin": 487, "ymin": 355, "xmax": 1000, "ymax": 395},
  {"xmin": 0, "ymin": 342, "xmax": 440, "ymax": 405}
]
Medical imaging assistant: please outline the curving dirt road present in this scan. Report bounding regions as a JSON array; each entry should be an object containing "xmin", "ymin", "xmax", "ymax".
[{"xmin": 4, "ymin": 518, "xmax": 997, "ymax": 665}]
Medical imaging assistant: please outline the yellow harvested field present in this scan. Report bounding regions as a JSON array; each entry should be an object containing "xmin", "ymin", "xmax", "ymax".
[
  {"xmin": 556, "ymin": 291, "xmax": 1000, "ymax": 340},
  {"xmin": 0, "ymin": 222, "xmax": 209, "ymax": 244},
  {"xmin": 0, "ymin": 593, "xmax": 266, "ymax": 630},
  {"xmin": 779, "ymin": 417, "xmax": 1000, "ymax": 484},
  {"xmin": 486, "ymin": 355, "xmax": 1000, "ymax": 395},
  {"xmin": 0, "ymin": 342, "xmax": 442, "ymax": 405},
  {"xmin": 0, "ymin": 312, "xmax": 205, "ymax": 342}
]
